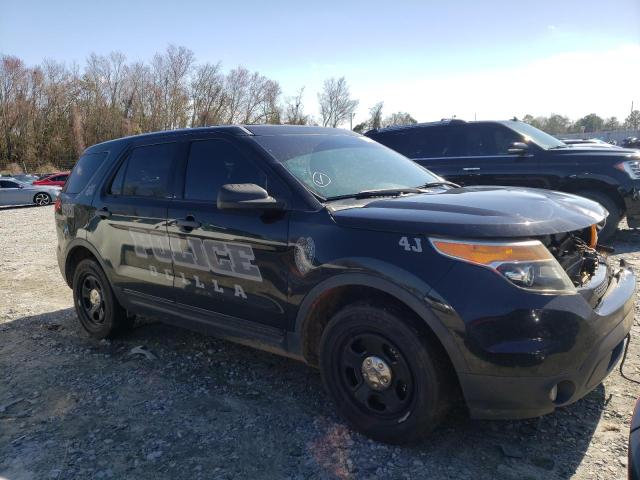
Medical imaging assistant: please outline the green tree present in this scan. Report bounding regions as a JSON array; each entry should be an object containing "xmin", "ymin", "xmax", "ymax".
[
  {"xmin": 573, "ymin": 113, "xmax": 604, "ymax": 133},
  {"xmin": 382, "ymin": 112, "xmax": 417, "ymax": 128},
  {"xmin": 603, "ymin": 117, "xmax": 620, "ymax": 130},
  {"xmin": 522, "ymin": 114, "xmax": 548, "ymax": 131},
  {"xmin": 545, "ymin": 114, "xmax": 570, "ymax": 134},
  {"xmin": 353, "ymin": 122, "xmax": 369, "ymax": 133},
  {"xmin": 624, "ymin": 110, "xmax": 640, "ymax": 130}
]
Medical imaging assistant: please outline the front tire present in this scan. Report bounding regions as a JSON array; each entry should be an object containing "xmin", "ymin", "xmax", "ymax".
[
  {"xmin": 72, "ymin": 259, "xmax": 130, "ymax": 339},
  {"xmin": 319, "ymin": 303, "xmax": 452, "ymax": 444},
  {"xmin": 33, "ymin": 192, "xmax": 51, "ymax": 206},
  {"xmin": 576, "ymin": 190, "xmax": 621, "ymax": 242}
]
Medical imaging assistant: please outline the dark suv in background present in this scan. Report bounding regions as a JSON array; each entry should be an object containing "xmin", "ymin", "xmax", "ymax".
[{"xmin": 366, "ymin": 119, "xmax": 640, "ymax": 240}]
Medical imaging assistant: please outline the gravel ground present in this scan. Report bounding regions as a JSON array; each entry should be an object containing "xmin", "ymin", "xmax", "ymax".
[{"xmin": 1, "ymin": 205, "xmax": 639, "ymax": 480}]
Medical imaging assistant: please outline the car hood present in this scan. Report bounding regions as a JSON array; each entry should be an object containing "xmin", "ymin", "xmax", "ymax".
[
  {"xmin": 557, "ymin": 146, "xmax": 640, "ymax": 157},
  {"xmin": 330, "ymin": 186, "xmax": 607, "ymax": 238}
]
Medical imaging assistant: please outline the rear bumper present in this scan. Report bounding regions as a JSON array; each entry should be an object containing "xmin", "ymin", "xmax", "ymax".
[{"xmin": 458, "ymin": 267, "xmax": 635, "ymax": 420}]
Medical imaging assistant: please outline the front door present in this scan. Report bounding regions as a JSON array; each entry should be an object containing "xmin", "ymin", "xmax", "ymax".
[
  {"xmin": 167, "ymin": 138, "xmax": 291, "ymax": 329},
  {"xmin": 0, "ymin": 180, "xmax": 24, "ymax": 205},
  {"xmin": 428, "ymin": 124, "xmax": 542, "ymax": 187}
]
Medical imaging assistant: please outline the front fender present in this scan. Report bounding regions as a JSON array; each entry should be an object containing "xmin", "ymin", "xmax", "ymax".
[{"xmin": 288, "ymin": 271, "xmax": 469, "ymax": 373}]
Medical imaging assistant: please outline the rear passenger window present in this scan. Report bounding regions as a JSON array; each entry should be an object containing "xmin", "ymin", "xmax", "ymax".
[
  {"xmin": 407, "ymin": 129, "xmax": 447, "ymax": 157},
  {"xmin": 65, "ymin": 152, "xmax": 107, "ymax": 194},
  {"xmin": 370, "ymin": 133, "xmax": 414, "ymax": 157},
  {"xmin": 184, "ymin": 140, "xmax": 267, "ymax": 202},
  {"xmin": 111, "ymin": 143, "xmax": 178, "ymax": 198},
  {"xmin": 372, "ymin": 129, "xmax": 447, "ymax": 158},
  {"xmin": 447, "ymin": 127, "xmax": 487, "ymax": 156}
]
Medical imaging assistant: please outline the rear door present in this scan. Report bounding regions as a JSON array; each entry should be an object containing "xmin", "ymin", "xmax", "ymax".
[
  {"xmin": 91, "ymin": 141, "xmax": 184, "ymax": 301},
  {"xmin": 167, "ymin": 137, "xmax": 291, "ymax": 330}
]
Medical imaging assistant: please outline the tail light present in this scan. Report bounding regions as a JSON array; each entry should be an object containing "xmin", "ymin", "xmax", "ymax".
[{"xmin": 54, "ymin": 197, "xmax": 62, "ymax": 214}]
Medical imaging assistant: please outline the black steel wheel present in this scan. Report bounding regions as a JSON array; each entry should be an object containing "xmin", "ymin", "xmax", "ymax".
[
  {"xmin": 339, "ymin": 333, "xmax": 414, "ymax": 417},
  {"xmin": 79, "ymin": 274, "xmax": 106, "ymax": 326},
  {"xmin": 320, "ymin": 303, "xmax": 452, "ymax": 443},
  {"xmin": 72, "ymin": 258, "xmax": 129, "ymax": 339}
]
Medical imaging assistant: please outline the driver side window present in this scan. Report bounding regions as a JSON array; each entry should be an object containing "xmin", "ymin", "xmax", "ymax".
[{"xmin": 183, "ymin": 139, "xmax": 268, "ymax": 203}]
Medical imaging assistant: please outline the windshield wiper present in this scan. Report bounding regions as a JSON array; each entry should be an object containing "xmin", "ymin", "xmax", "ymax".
[
  {"xmin": 326, "ymin": 188, "xmax": 424, "ymax": 201},
  {"xmin": 416, "ymin": 180, "xmax": 460, "ymax": 188}
]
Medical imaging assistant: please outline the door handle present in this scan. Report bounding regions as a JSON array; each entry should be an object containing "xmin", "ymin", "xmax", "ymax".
[
  {"xmin": 462, "ymin": 167, "xmax": 481, "ymax": 171},
  {"xmin": 176, "ymin": 216, "xmax": 201, "ymax": 231},
  {"xmin": 96, "ymin": 207, "xmax": 111, "ymax": 218}
]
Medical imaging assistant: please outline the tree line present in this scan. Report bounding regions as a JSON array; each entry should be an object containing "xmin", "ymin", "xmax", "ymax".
[
  {"xmin": 522, "ymin": 111, "xmax": 640, "ymax": 135},
  {"xmin": 1, "ymin": 45, "xmax": 639, "ymax": 172},
  {"xmin": 0, "ymin": 46, "xmax": 366, "ymax": 172}
]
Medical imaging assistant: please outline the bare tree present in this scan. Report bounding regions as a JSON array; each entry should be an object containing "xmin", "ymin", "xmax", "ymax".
[
  {"xmin": 190, "ymin": 62, "xmax": 226, "ymax": 126},
  {"xmin": 283, "ymin": 87, "xmax": 309, "ymax": 125},
  {"xmin": 369, "ymin": 102, "xmax": 384, "ymax": 130},
  {"xmin": 318, "ymin": 77, "xmax": 358, "ymax": 128}
]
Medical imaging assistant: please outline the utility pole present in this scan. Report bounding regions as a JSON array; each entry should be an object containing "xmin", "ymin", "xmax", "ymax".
[{"xmin": 349, "ymin": 112, "xmax": 355, "ymax": 130}]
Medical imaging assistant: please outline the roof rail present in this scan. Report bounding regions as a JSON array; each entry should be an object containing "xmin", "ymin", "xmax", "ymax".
[{"xmin": 366, "ymin": 118, "xmax": 466, "ymax": 134}]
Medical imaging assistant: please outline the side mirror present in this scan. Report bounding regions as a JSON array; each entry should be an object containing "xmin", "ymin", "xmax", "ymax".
[
  {"xmin": 508, "ymin": 142, "xmax": 529, "ymax": 155},
  {"xmin": 217, "ymin": 183, "xmax": 282, "ymax": 210}
]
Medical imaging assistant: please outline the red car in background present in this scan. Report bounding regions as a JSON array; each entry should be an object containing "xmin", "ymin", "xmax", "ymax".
[{"xmin": 33, "ymin": 172, "xmax": 70, "ymax": 187}]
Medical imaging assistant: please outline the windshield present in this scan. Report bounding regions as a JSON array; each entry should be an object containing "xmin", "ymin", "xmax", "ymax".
[
  {"xmin": 507, "ymin": 121, "xmax": 567, "ymax": 149},
  {"xmin": 253, "ymin": 134, "xmax": 440, "ymax": 199}
]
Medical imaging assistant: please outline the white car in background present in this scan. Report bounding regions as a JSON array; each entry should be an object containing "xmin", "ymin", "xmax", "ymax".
[{"xmin": 0, "ymin": 178, "xmax": 61, "ymax": 206}]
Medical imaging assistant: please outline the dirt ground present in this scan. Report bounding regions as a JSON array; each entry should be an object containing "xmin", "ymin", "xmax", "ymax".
[{"xmin": 1, "ymin": 205, "xmax": 639, "ymax": 480}]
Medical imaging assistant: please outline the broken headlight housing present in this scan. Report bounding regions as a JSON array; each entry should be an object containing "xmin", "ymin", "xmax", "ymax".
[{"xmin": 430, "ymin": 238, "xmax": 576, "ymax": 293}]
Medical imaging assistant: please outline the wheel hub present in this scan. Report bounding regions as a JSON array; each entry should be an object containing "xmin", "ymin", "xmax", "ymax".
[
  {"xmin": 89, "ymin": 289, "xmax": 101, "ymax": 306},
  {"xmin": 361, "ymin": 355, "xmax": 392, "ymax": 391}
]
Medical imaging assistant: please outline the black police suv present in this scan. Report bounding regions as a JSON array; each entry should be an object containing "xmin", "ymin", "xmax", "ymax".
[
  {"xmin": 55, "ymin": 125, "xmax": 635, "ymax": 443},
  {"xmin": 366, "ymin": 119, "xmax": 640, "ymax": 241}
]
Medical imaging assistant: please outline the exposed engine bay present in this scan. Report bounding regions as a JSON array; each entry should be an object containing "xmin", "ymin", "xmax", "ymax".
[{"xmin": 540, "ymin": 227, "xmax": 604, "ymax": 287}]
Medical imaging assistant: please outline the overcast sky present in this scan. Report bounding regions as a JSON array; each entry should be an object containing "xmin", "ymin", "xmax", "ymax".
[{"xmin": 2, "ymin": 0, "xmax": 639, "ymax": 125}]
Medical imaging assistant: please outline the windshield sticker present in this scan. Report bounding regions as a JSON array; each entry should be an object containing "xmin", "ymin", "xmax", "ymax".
[{"xmin": 312, "ymin": 172, "xmax": 331, "ymax": 188}]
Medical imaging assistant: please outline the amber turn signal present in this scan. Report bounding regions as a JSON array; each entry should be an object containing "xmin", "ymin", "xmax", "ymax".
[{"xmin": 430, "ymin": 239, "xmax": 552, "ymax": 266}]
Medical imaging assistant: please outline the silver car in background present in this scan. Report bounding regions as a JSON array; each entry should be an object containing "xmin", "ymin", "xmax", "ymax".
[{"xmin": 0, "ymin": 178, "xmax": 61, "ymax": 206}]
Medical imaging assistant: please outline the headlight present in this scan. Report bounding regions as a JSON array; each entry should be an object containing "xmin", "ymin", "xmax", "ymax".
[
  {"xmin": 430, "ymin": 238, "xmax": 575, "ymax": 293},
  {"xmin": 614, "ymin": 160, "xmax": 640, "ymax": 179}
]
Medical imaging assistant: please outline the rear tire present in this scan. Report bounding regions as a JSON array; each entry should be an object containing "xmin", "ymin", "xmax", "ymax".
[
  {"xmin": 576, "ymin": 190, "xmax": 621, "ymax": 242},
  {"xmin": 72, "ymin": 259, "xmax": 130, "ymax": 339},
  {"xmin": 33, "ymin": 192, "xmax": 51, "ymax": 206},
  {"xmin": 319, "ymin": 303, "xmax": 452, "ymax": 444}
]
